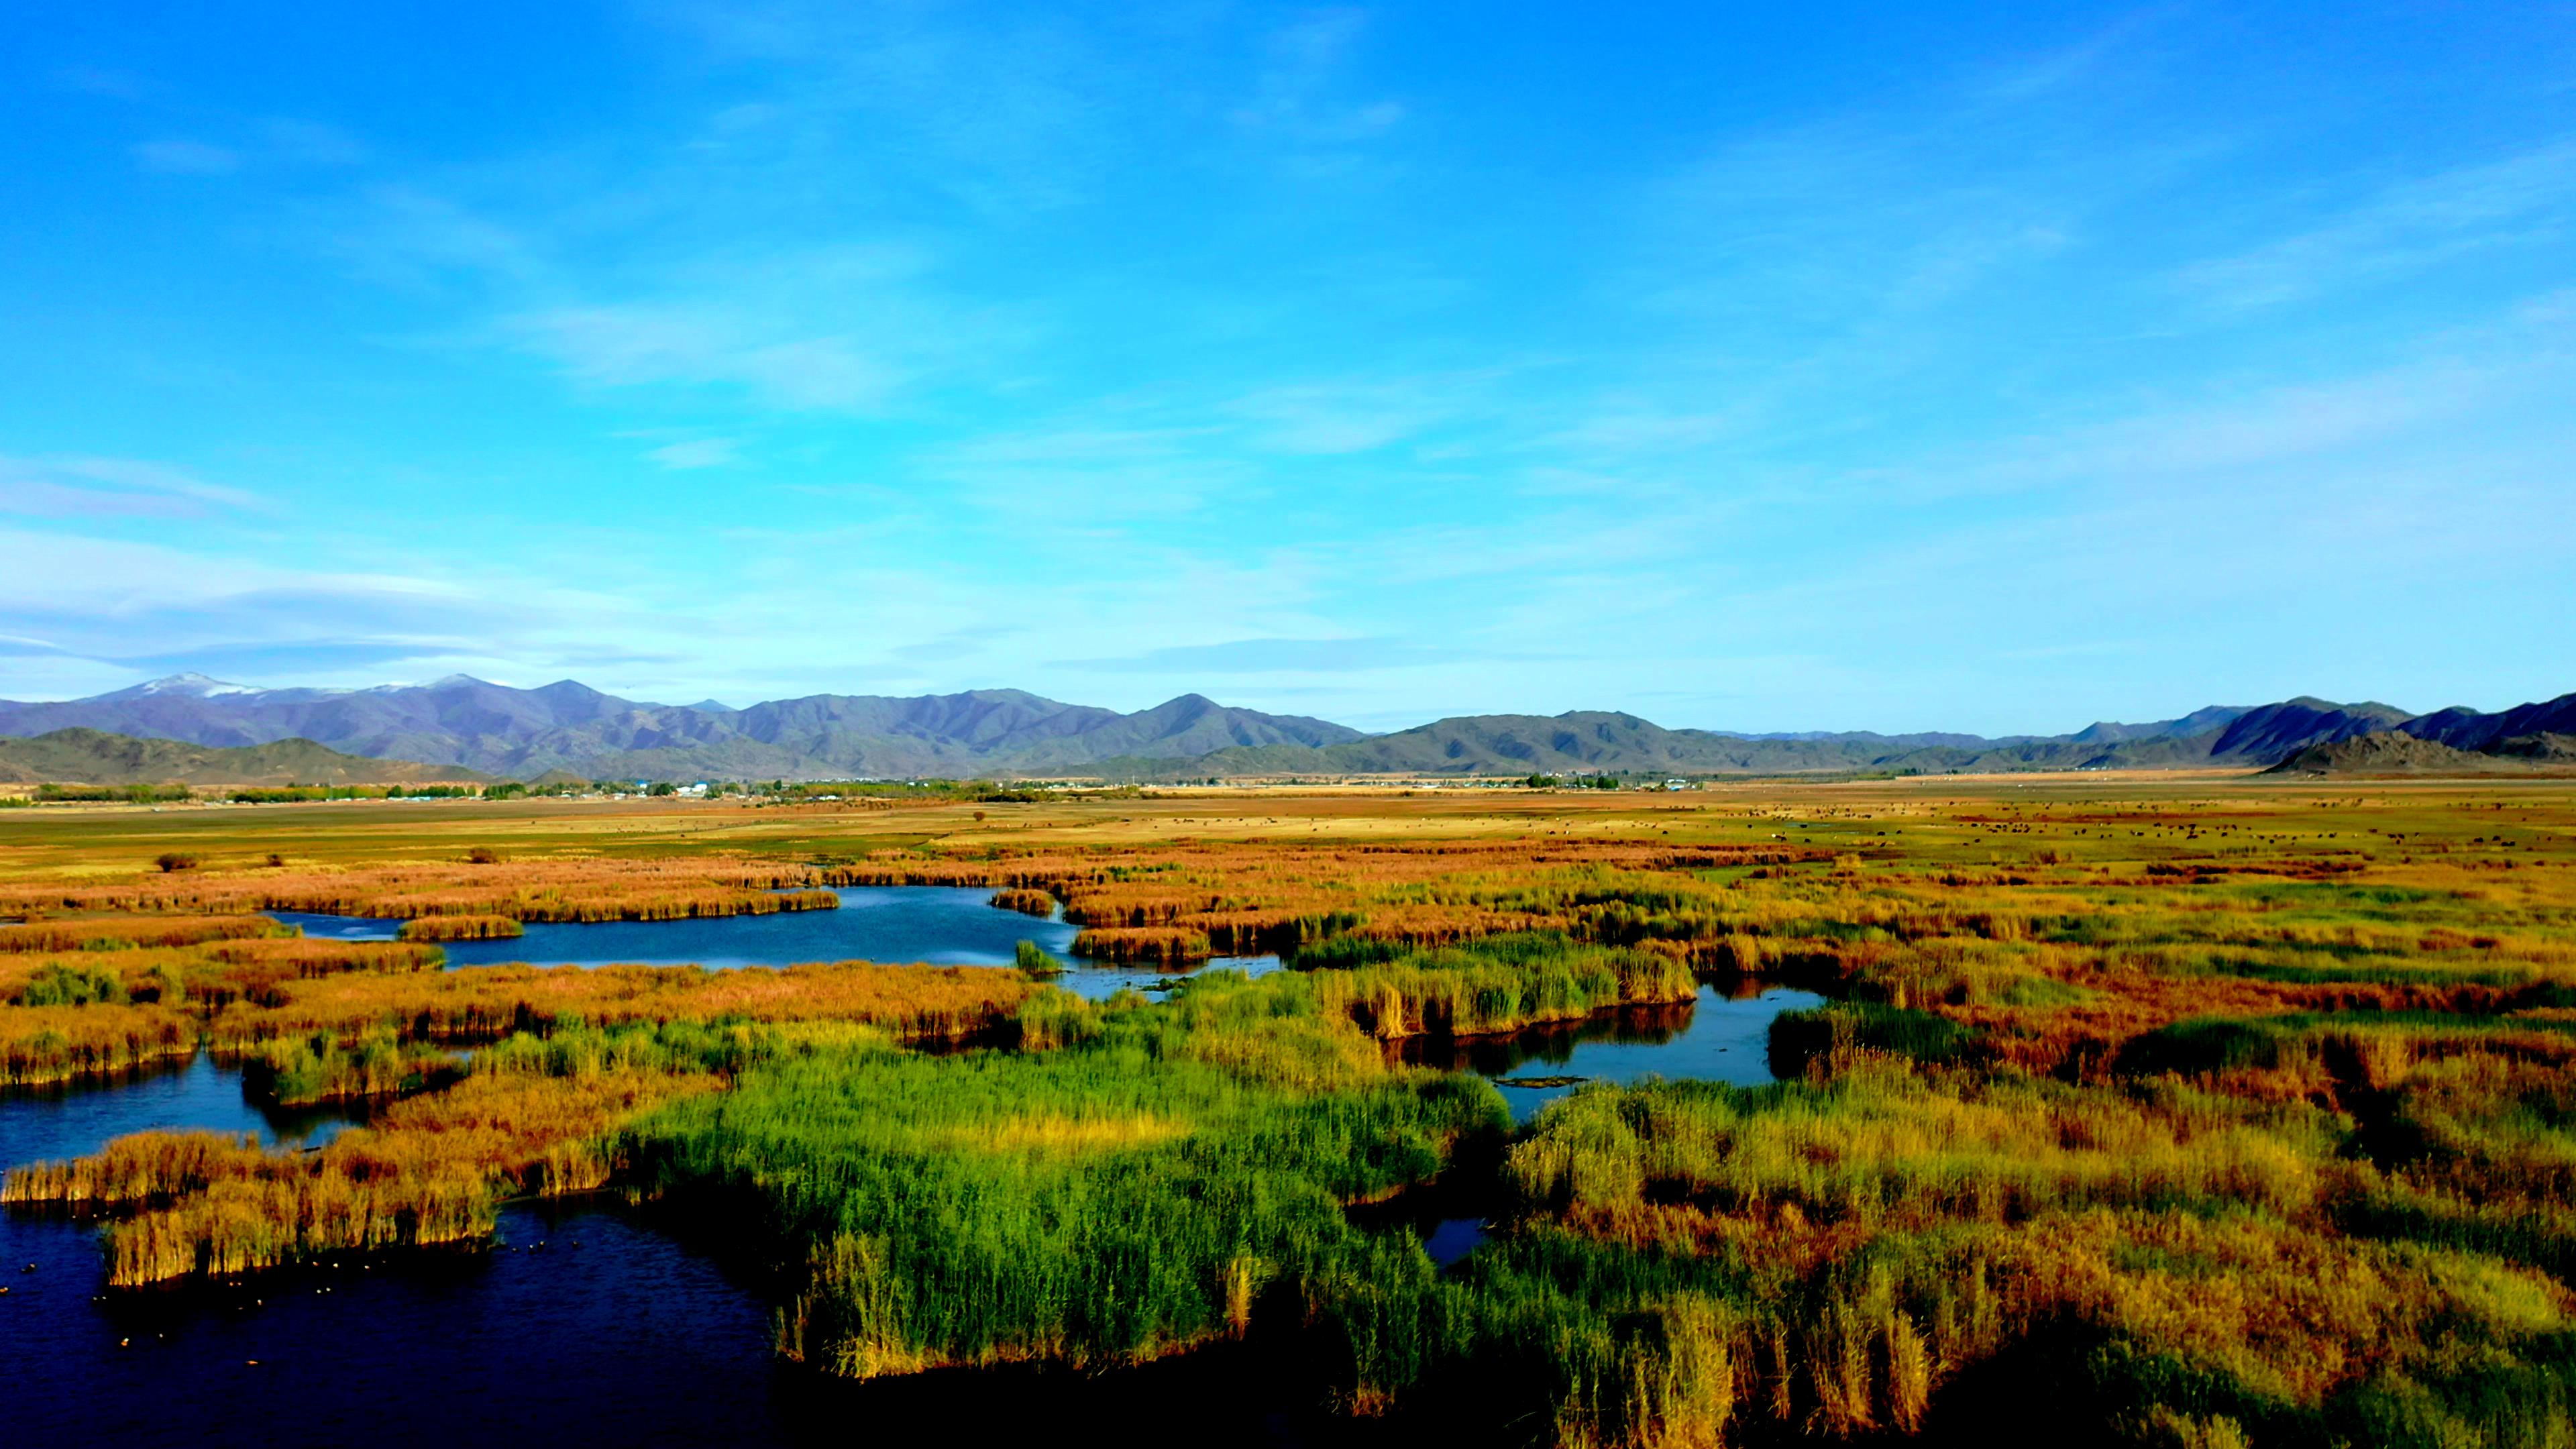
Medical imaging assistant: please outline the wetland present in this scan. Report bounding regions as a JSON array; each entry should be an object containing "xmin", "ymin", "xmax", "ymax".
[{"xmin": 9, "ymin": 780, "xmax": 2576, "ymax": 1444}]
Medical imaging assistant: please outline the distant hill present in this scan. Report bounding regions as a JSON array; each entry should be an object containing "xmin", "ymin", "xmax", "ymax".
[
  {"xmin": 2400, "ymin": 694, "xmax": 2576, "ymax": 753},
  {"xmin": 2269, "ymin": 727, "xmax": 2576, "ymax": 776},
  {"xmin": 0, "ymin": 676, "xmax": 1360, "ymax": 782},
  {"xmin": 2494, "ymin": 733, "xmax": 2576, "ymax": 761},
  {"xmin": 2206, "ymin": 698, "xmax": 2414, "ymax": 758},
  {"xmin": 0, "ymin": 728, "xmax": 492, "ymax": 787},
  {"xmin": 1108, "ymin": 692, "xmax": 2576, "ymax": 780},
  {"xmin": 3, "ymin": 673, "xmax": 2566, "ymax": 782},
  {"xmin": 2266, "ymin": 733, "xmax": 2516, "ymax": 775}
]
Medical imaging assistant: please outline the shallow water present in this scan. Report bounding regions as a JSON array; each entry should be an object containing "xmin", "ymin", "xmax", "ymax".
[
  {"xmin": 1397, "ymin": 983, "xmax": 1827, "ymax": 1123},
  {"xmin": 272, "ymin": 885, "xmax": 1281, "ymax": 1002},
  {"xmin": 0, "ymin": 1201, "xmax": 790, "ymax": 1446},
  {"xmin": 0, "ymin": 1045, "xmax": 791, "ymax": 1444},
  {"xmin": 1, "ymin": 1186, "xmax": 1371, "ymax": 1448},
  {"xmin": 0, "ymin": 1052, "xmax": 369, "ymax": 1167}
]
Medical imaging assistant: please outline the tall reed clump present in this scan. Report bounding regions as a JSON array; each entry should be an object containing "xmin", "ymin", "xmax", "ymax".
[
  {"xmin": 1014, "ymin": 940, "xmax": 1065, "ymax": 977},
  {"xmin": 239, "ymin": 1028, "xmax": 455, "ymax": 1104},
  {"xmin": 396, "ymin": 914, "xmax": 525, "ymax": 942},
  {"xmin": 15, "ymin": 961, "xmax": 127, "ymax": 1006},
  {"xmin": 989, "ymin": 887, "xmax": 1056, "ymax": 917},
  {"xmin": 0, "ymin": 1004, "xmax": 196, "ymax": 1085},
  {"xmin": 1301, "ymin": 932, "xmax": 1701, "ymax": 1040},
  {"xmin": 622, "ymin": 972, "xmax": 1505, "ymax": 1380},
  {"xmin": 1070, "ymin": 925, "xmax": 1214, "ymax": 966}
]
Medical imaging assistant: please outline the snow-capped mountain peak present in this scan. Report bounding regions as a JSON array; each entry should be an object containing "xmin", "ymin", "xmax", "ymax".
[{"xmin": 117, "ymin": 672, "xmax": 269, "ymax": 700}]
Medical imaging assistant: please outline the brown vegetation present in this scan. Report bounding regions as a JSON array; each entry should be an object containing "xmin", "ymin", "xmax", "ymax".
[
  {"xmin": 397, "ymin": 914, "xmax": 525, "ymax": 941},
  {"xmin": 1069, "ymin": 925, "xmax": 1213, "ymax": 965}
]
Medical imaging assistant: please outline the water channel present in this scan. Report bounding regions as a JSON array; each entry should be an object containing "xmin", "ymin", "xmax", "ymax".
[
  {"xmin": 272, "ymin": 884, "xmax": 1283, "ymax": 1002},
  {"xmin": 5, "ymin": 888, "xmax": 1823, "ymax": 1442}
]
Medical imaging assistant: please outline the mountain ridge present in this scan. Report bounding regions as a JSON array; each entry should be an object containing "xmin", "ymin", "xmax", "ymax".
[
  {"xmin": 0, "ymin": 727, "xmax": 492, "ymax": 787},
  {"xmin": 0, "ymin": 677, "xmax": 1364, "ymax": 782},
  {"xmin": 1, "ymin": 675, "xmax": 2567, "ymax": 782}
]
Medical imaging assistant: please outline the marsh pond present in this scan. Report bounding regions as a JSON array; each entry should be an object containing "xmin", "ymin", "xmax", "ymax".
[{"xmin": 5, "ymin": 886, "xmax": 1814, "ymax": 1443}]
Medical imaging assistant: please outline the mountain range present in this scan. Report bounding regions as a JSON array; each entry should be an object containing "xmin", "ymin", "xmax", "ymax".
[
  {"xmin": 0, "ymin": 674, "xmax": 1362, "ymax": 782},
  {"xmin": 0, "ymin": 727, "xmax": 489, "ymax": 788},
  {"xmin": 0, "ymin": 674, "xmax": 2568, "ymax": 782}
]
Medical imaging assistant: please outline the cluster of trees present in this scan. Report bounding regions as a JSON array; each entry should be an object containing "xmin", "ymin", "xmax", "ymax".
[
  {"xmin": 36, "ymin": 783, "xmax": 193, "ymax": 803},
  {"xmin": 752, "ymin": 778, "xmax": 1055, "ymax": 803},
  {"xmin": 30, "ymin": 783, "xmax": 492, "ymax": 804},
  {"xmin": 224, "ymin": 786, "xmax": 386, "ymax": 803},
  {"xmin": 1521, "ymin": 772, "xmax": 1633, "ymax": 790},
  {"xmin": 17, "ymin": 775, "xmax": 1104, "ymax": 807}
]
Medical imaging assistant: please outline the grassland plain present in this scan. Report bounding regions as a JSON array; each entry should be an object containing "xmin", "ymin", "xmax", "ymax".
[{"xmin": 5, "ymin": 777, "xmax": 2575, "ymax": 1444}]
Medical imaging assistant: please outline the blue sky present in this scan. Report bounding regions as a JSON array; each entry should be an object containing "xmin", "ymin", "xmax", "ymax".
[{"xmin": 3, "ymin": 3, "xmax": 2571, "ymax": 733}]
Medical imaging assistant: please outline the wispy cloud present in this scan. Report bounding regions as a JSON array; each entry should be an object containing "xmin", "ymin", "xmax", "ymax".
[
  {"xmin": 652, "ymin": 0, "xmax": 1163, "ymax": 213},
  {"xmin": 511, "ymin": 304, "xmax": 908, "ymax": 411},
  {"xmin": 645, "ymin": 437, "xmax": 738, "ymax": 470},
  {"xmin": 260, "ymin": 117, "xmax": 366, "ymax": 166},
  {"xmin": 918, "ymin": 422, "xmax": 1252, "ymax": 519},
  {"xmin": 328, "ymin": 172, "xmax": 998, "ymax": 413},
  {"xmin": 1227, "ymin": 376, "xmax": 1479, "ymax": 455},
  {"xmin": 0, "ymin": 456, "xmax": 264, "ymax": 519},
  {"xmin": 2180, "ymin": 140, "xmax": 2576, "ymax": 310},
  {"xmin": 133, "ymin": 138, "xmax": 240, "ymax": 174},
  {"xmin": 1230, "ymin": 8, "xmax": 1404, "ymax": 144},
  {"xmin": 329, "ymin": 184, "xmax": 544, "ymax": 288}
]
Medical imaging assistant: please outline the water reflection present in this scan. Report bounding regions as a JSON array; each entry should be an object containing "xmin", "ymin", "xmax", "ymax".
[
  {"xmin": 0, "ymin": 1201, "xmax": 790, "ymax": 1446},
  {"xmin": 1395, "ymin": 983, "xmax": 1827, "ymax": 1124},
  {"xmin": 1, "ymin": 1053, "xmax": 370, "ymax": 1170},
  {"xmin": 271, "ymin": 887, "xmax": 1283, "ymax": 1002}
]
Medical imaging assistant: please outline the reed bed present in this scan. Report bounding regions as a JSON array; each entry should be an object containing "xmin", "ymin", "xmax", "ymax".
[
  {"xmin": 203, "ymin": 961, "xmax": 1036, "ymax": 1051},
  {"xmin": 1069, "ymin": 925, "xmax": 1213, "ymax": 965},
  {"xmin": 1300, "ymin": 933, "xmax": 1701, "ymax": 1040},
  {"xmin": 1350, "ymin": 1061, "xmax": 2576, "ymax": 1446},
  {"xmin": 396, "ymin": 913, "xmax": 525, "ymax": 941},
  {"xmin": 1, "ymin": 1003, "xmax": 196, "ymax": 1085},
  {"xmin": 6, "ymin": 1023, "xmax": 740, "ymax": 1283},
  {"xmin": 987, "ymin": 887, "xmax": 1057, "ymax": 917},
  {"xmin": 239, "ymin": 1028, "xmax": 458, "ymax": 1104},
  {"xmin": 0, "ymin": 913, "xmax": 282, "ymax": 953},
  {"xmin": 186, "ymin": 938, "xmax": 447, "ymax": 1011},
  {"xmin": 624, "ymin": 973, "xmax": 1503, "ymax": 1379}
]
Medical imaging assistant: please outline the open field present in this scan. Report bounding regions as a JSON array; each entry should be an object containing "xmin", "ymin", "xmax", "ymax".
[{"xmin": 7, "ymin": 778, "xmax": 2576, "ymax": 1444}]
